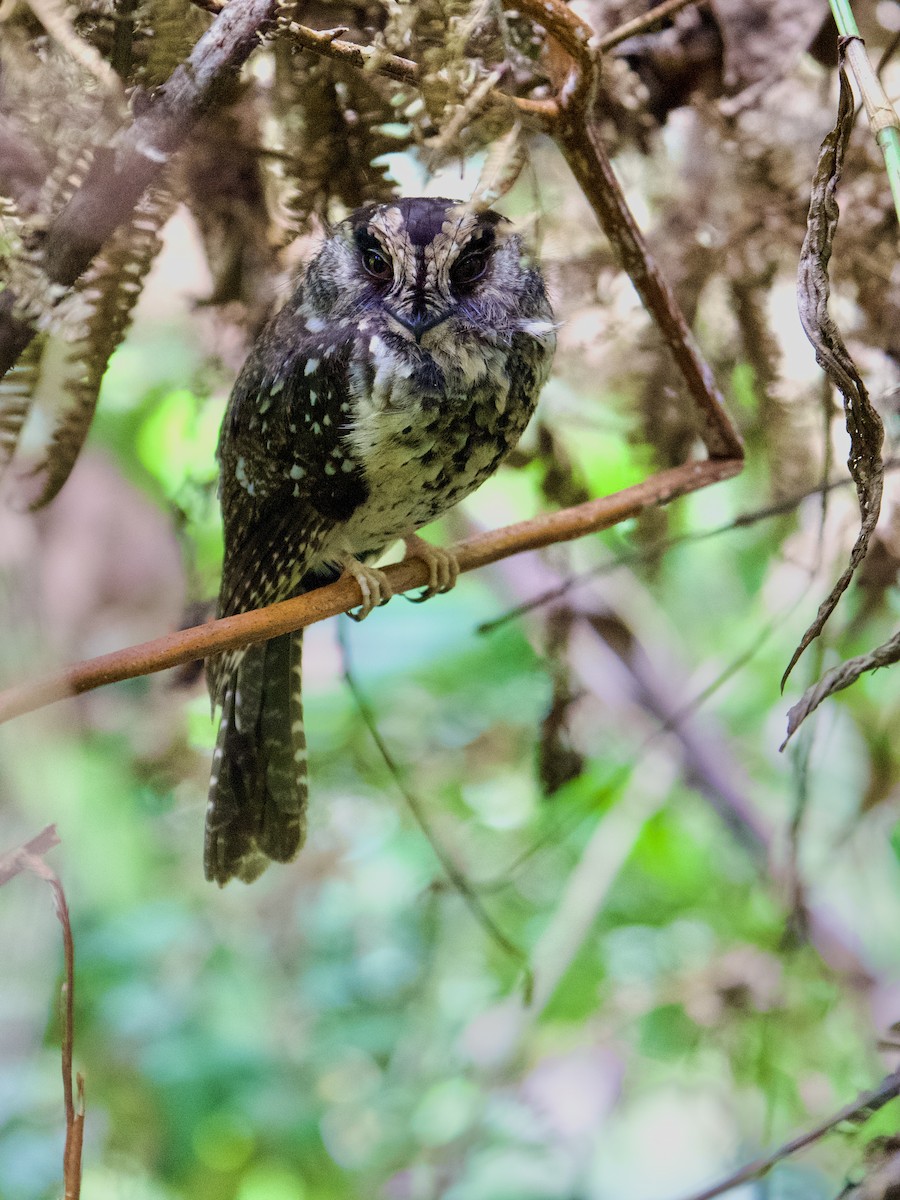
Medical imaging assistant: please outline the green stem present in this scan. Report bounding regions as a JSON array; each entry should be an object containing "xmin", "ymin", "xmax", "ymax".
[
  {"xmin": 877, "ymin": 126, "xmax": 900, "ymax": 221},
  {"xmin": 828, "ymin": 0, "xmax": 859, "ymax": 37},
  {"xmin": 828, "ymin": 0, "xmax": 900, "ymax": 225}
]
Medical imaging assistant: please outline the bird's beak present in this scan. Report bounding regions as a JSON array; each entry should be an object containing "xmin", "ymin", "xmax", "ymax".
[{"xmin": 385, "ymin": 307, "xmax": 450, "ymax": 344}]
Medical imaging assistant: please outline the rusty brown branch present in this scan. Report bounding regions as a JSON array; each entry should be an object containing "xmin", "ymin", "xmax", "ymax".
[
  {"xmin": 0, "ymin": 459, "xmax": 741, "ymax": 724},
  {"xmin": 64, "ymin": 1076, "xmax": 85, "ymax": 1200},
  {"xmin": 57, "ymin": 880, "xmax": 80, "ymax": 1200}
]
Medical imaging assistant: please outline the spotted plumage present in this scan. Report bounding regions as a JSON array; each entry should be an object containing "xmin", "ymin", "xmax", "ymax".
[{"xmin": 206, "ymin": 197, "xmax": 556, "ymax": 885}]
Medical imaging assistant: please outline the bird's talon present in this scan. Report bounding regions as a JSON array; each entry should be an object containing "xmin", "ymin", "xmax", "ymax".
[
  {"xmin": 339, "ymin": 557, "xmax": 393, "ymax": 621},
  {"xmin": 403, "ymin": 535, "xmax": 460, "ymax": 601}
]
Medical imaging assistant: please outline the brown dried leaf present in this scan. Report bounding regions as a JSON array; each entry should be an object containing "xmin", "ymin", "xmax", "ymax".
[
  {"xmin": 782, "ymin": 54, "xmax": 884, "ymax": 692},
  {"xmin": 538, "ymin": 612, "xmax": 585, "ymax": 796},
  {"xmin": 782, "ymin": 627, "xmax": 900, "ymax": 748}
]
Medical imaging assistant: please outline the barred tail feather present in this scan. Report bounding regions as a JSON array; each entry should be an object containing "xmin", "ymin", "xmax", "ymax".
[
  {"xmin": 204, "ymin": 630, "xmax": 308, "ymax": 885},
  {"xmin": 258, "ymin": 629, "xmax": 308, "ymax": 862}
]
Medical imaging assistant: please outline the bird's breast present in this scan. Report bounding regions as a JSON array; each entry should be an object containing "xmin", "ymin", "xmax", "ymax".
[{"xmin": 325, "ymin": 336, "xmax": 523, "ymax": 558}]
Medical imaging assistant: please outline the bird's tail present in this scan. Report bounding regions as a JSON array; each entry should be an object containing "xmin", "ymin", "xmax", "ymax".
[{"xmin": 205, "ymin": 628, "xmax": 308, "ymax": 885}]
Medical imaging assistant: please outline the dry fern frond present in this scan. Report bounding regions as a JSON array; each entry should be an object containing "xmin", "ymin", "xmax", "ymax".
[
  {"xmin": 181, "ymin": 95, "xmax": 279, "ymax": 325},
  {"xmin": 139, "ymin": 0, "xmax": 209, "ymax": 87},
  {"xmin": 34, "ymin": 94, "xmax": 119, "ymax": 222},
  {"xmin": 28, "ymin": 186, "xmax": 177, "ymax": 508},
  {"xmin": 0, "ymin": 193, "xmax": 68, "ymax": 330},
  {"xmin": 0, "ymin": 335, "xmax": 45, "ymax": 474},
  {"xmin": 24, "ymin": 0, "xmax": 122, "ymax": 95},
  {"xmin": 382, "ymin": 0, "xmax": 529, "ymax": 161},
  {"xmin": 470, "ymin": 119, "xmax": 527, "ymax": 208},
  {"xmin": 272, "ymin": 44, "xmax": 402, "ymax": 233},
  {"xmin": 0, "ymin": 192, "xmax": 25, "ymax": 254}
]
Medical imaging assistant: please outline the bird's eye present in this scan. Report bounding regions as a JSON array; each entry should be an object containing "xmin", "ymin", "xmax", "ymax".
[
  {"xmin": 450, "ymin": 250, "xmax": 489, "ymax": 289},
  {"xmin": 361, "ymin": 246, "xmax": 392, "ymax": 282}
]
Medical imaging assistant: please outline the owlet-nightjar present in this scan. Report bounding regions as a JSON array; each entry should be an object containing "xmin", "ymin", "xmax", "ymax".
[{"xmin": 206, "ymin": 197, "xmax": 556, "ymax": 884}]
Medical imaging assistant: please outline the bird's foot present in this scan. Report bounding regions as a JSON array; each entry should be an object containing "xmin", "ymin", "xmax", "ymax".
[
  {"xmin": 339, "ymin": 556, "xmax": 394, "ymax": 621},
  {"xmin": 403, "ymin": 533, "xmax": 460, "ymax": 603}
]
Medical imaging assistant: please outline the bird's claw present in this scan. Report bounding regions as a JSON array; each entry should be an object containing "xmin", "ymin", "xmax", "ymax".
[
  {"xmin": 403, "ymin": 535, "xmax": 460, "ymax": 603},
  {"xmin": 341, "ymin": 558, "xmax": 394, "ymax": 621}
]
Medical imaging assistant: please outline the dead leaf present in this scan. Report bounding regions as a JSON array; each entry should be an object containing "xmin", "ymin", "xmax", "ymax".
[
  {"xmin": 782, "ymin": 627, "xmax": 900, "ymax": 747},
  {"xmin": 782, "ymin": 47, "xmax": 884, "ymax": 696}
]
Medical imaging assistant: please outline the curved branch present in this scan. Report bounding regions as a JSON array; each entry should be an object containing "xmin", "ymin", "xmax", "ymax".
[{"xmin": 0, "ymin": 458, "xmax": 742, "ymax": 724}]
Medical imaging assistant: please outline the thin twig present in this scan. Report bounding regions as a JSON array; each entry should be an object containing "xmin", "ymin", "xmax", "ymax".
[
  {"xmin": 281, "ymin": 21, "xmax": 558, "ymax": 122},
  {"xmin": 596, "ymin": 0, "xmax": 707, "ymax": 52},
  {"xmin": 676, "ymin": 1070, "xmax": 900, "ymax": 1200},
  {"xmin": 339, "ymin": 623, "xmax": 533, "ymax": 993},
  {"xmin": 479, "ymin": 462, "xmax": 899, "ymax": 635},
  {"xmin": 460, "ymin": 752, "xmax": 673, "ymax": 1067},
  {"xmin": 0, "ymin": 457, "xmax": 742, "ymax": 724},
  {"xmin": 876, "ymin": 29, "xmax": 900, "ymax": 78},
  {"xmin": 0, "ymin": 827, "xmax": 84, "ymax": 1200},
  {"xmin": 283, "ymin": 22, "xmax": 420, "ymax": 85}
]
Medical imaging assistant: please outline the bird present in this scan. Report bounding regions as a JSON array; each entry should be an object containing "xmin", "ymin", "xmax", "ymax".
[{"xmin": 205, "ymin": 196, "xmax": 556, "ymax": 885}]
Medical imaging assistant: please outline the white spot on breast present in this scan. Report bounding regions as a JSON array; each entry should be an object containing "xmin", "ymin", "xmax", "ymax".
[
  {"xmin": 290, "ymin": 464, "xmax": 306, "ymax": 480},
  {"xmin": 271, "ymin": 377, "xmax": 285, "ymax": 394},
  {"xmin": 304, "ymin": 359, "xmax": 320, "ymax": 375}
]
